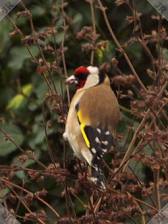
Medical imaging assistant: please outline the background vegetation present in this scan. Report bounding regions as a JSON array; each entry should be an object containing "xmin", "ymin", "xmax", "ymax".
[{"xmin": 0, "ymin": 0, "xmax": 168, "ymax": 223}]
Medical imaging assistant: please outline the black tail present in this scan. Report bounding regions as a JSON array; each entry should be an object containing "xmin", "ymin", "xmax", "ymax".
[
  {"xmin": 83, "ymin": 126, "xmax": 115, "ymax": 190},
  {"xmin": 90, "ymin": 164, "xmax": 106, "ymax": 190}
]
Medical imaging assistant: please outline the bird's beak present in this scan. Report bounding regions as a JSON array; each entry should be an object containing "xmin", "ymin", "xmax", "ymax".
[{"xmin": 65, "ymin": 75, "xmax": 78, "ymax": 85}]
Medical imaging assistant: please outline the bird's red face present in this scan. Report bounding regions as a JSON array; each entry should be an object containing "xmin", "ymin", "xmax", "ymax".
[{"xmin": 66, "ymin": 66, "xmax": 90, "ymax": 89}]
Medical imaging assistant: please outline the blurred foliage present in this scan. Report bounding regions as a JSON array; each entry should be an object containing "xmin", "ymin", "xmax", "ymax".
[{"xmin": 0, "ymin": 0, "xmax": 167, "ymax": 223}]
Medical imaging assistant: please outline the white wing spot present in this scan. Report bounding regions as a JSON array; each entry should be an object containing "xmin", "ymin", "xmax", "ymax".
[
  {"xmin": 105, "ymin": 131, "xmax": 110, "ymax": 135},
  {"xmin": 102, "ymin": 148, "xmax": 107, "ymax": 153},
  {"xmin": 95, "ymin": 137, "xmax": 100, "ymax": 143},
  {"xmin": 94, "ymin": 166, "xmax": 98, "ymax": 171},
  {"xmin": 102, "ymin": 140, "xmax": 108, "ymax": 145},
  {"xmin": 97, "ymin": 128, "xmax": 101, "ymax": 133}
]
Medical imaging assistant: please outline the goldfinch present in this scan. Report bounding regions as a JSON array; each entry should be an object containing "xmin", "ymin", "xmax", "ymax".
[{"xmin": 63, "ymin": 66, "xmax": 120, "ymax": 189}]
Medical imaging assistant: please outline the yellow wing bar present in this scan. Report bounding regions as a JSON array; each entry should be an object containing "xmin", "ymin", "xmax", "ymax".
[{"xmin": 76, "ymin": 109, "xmax": 90, "ymax": 148}]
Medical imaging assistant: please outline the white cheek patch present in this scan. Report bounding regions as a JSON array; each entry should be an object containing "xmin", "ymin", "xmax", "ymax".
[
  {"xmin": 82, "ymin": 66, "xmax": 99, "ymax": 89},
  {"xmin": 83, "ymin": 74, "xmax": 99, "ymax": 88},
  {"xmin": 87, "ymin": 66, "xmax": 99, "ymax": 74}
]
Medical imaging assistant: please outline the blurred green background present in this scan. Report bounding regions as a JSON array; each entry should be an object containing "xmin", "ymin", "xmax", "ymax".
[{"xmin": 0, "ymin": 0, "xmax": 167, "ymax": 223}]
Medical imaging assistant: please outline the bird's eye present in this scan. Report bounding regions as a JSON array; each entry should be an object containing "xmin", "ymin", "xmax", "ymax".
[{"xmin": 75, "ymin": 73, "xmax": 88, "ymax": 80}]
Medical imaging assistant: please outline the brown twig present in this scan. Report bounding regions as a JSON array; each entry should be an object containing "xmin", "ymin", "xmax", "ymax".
[{"xmin": 97, "ymin": 0, "xmax": 147, "ymax": 91}]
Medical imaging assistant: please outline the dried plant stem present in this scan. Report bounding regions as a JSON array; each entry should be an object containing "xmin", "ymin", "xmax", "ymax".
[
  {"xmin": 42, "ymin": 104, "xmax": 58, "ymax": 171},
  {"xmin": 131, "ymin": 196, "xmax": 146, "ymax": 224},
  {"xmin": 154, "ymin": 169, "xmax": 161, "ymax": 210},
  {"xmin": 97, "ymin": 0, "xmax": 147, "ymax": 92},
  {"xmin": 61, "ymin": 0, "xmax": 70, "ymax": 106},
  {"xmin": 35, "ymin": 195, "xmax": 60, "ymax": 218},
  {"xmin": 9, "ymin": 187, "xmax": 46, "ymax": 224},
  {"xmin": 8, "ymin": 15, "xmax": 53, "ymax": 93},
  {"xmin": 64, "ymin": 185, "xmax": 74, "ymax": 223},
  {"xmin": 7, "ymin": 16, "xmax": 36, "ymax": 62},
  {"xmin": 21, "ymin": 0, "xmax": 56, "ymax": 93},
  {"xmin": 108, "ymin": 188, "xmax": 158, "ymax": 212},
  {"xmin": 88, "ymin": 195, "xmax": 97, "ymax": 223},
  {"xmin": 89, "ymin": 0, "xmax": 96, "ymax": 65},
  {"xmin": 71, "ymin": 192, "xmax": 88, "ymax": 210},
  {"xmin": 120, "ymin": 109, "xmax": 150, "ymax": 172},
  {"xmin": 93, "ymin": 197, "xmax": 102, "ymax": 213},
  {"xmin": 120, "ymin": 80, "xmax": 167, "ymax": 171},
  {"xmin": 138, "ymin": 38, "xmax": 157, "ymax": 75},
  {"xmin": 0, "ymin": 127, "xmax": 46, "ymax": 169},
  {"xmin": 1, "ymin": 178, "xmax": 60, "ymax": 219}
]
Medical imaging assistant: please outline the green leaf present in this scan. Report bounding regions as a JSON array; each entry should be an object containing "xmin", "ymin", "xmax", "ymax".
[
  {"xmin": 32, "ymin": 128, "xmax": 46, "ymax": 146},
  {"xmin": 34, "ymin": 79, "xmax": 47, "ymax": 99},
  {"xmin": 15, "ymin": 171, "xmax": 26, "ymax": 180},
  {"xmin": 31, "ymin": 6, "xmax": 46, "ymax": 17},
  {"xmin": 127, "ymin": 42, "xmax": 142, "ymax": 62},
  {"xmin": 8, "ymin": 46, "xmax": 39, "ymax": 70},
  {"xmin": 7, "ymin": 84, "xmax": 33, "ymax": 110},
  {"xmin": 0, "ymin": 188, "xmax": 10, "ymax": 202},
  {"xmin": 72, "ymin": 13, "xmax": 83, "ymax": 30},
  {"xmin": 0, "ymin": 123, "xmax": 24, "ymax": 156},
  {"xmin": 96, "ymin": 41, "xmax": 115, "ymax": 64},
  {"xmin": 55, "ymin": 32, "xmax": 64, "ymax": 44},
  {"xmin": 22, "ymin": 84, "xmax": 33, "ymax": 96},
  {"xmin": 129, "ymin": 160, "xmax": 145, "ymax": 181},
  {"xmin": 7, "ymin": 94, "xmax": 24, "ymax": 110}
]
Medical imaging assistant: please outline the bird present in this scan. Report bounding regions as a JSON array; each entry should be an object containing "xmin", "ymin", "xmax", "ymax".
[{"xmin": 63, "ymin": 65, "xmax": 120, "ymax": 189}]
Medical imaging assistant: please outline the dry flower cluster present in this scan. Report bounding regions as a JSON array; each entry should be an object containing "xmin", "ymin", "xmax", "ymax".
[{"xmin": 0, "ymin": 0, "xmax": 167, "ymax": 223}]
